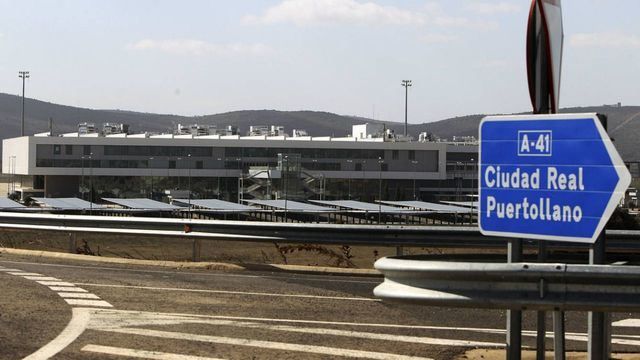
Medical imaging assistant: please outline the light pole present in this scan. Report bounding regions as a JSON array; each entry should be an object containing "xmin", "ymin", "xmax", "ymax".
[
  {"xmin": 80, "ymin": 155, "xmax": 85, "ymax": 199},
  {"xmin": 187, "ymin": 154, "xmax": 192, "ymax": 218},
  {"xmin": 411, "ymin": 160, "xmax": 418, "ymax": 200},
  {"xmin": 89, "ymin": 152, "xmax": 93, "ymax": 214},
  {"xmin": 361, "ymin": 160, "xmax": 366, "ymax": 200},
  {"xmin": 401, "ymin": 80, "xmax": 412, "ymax": 137},
  {"xmin": 346, "ymin": 159, "xmax": 352, "ymax": 200},
  {"xmin": 148, "ymin": 157, "xmax": 154, "ymax": 199},
  {"xmin": 283, "ymin": 155, "xmax": 288, "ymax": 222},
  {"xmin": 18, "ymin": 71, "xmax": 29, "ymax": 137},
  {"xmin": 378, "ymin": 156, "xmax": 383, "ymax": 223}
]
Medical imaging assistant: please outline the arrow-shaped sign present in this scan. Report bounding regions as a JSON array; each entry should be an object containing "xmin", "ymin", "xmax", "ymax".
[{"xmin": 479, "ymin": 113, "xmax": 631, "ymax": 243}]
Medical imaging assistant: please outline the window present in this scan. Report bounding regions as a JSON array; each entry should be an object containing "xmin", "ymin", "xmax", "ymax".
[
  {"xmin": 392, "ymin": 150, "xmax": 399, "ymax": 160},
  {"xmin": 381, "ymin": 163, "xmax": 388, "ymax": 172},
  {"xmin": 65, "ymin": 145, "xmax": 73, "ymax": 155},
  {"xmin": 196, "ymin": 160, "xmax": 203, "ymax": 169},
  {"xmin": 168, "ymin": 160, "xmax": 176, "ymax": 169},
  {"xmin": 355, "ymin": 163, "xmax": 363, "ymax": 171},
  {"xmin": 53, "ymin": 145, "xmax": 61, "ymax": 155},
  {"xmin": 408, "ymin": 150, "xmax": 415, "ymax": 160},
  {"xmin": 83, "ymin": 145, "xmax": 91, "ymax": 155}
]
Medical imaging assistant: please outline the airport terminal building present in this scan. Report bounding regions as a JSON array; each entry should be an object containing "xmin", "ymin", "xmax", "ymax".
[{"xmin": 2, "ymin": 123, "xmax": 478, "ymax": 203}]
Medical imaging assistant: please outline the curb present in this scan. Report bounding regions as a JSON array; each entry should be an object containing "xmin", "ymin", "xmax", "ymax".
[{"xmin": 0, "ymin": 247, "xmax": 381, "ymax": 277}]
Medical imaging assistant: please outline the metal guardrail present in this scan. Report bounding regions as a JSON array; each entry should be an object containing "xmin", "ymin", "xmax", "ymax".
[
  {"xmin": 373, "ymin": 257, "xmax": 640, "ymax": 312},
  {"xmin": 0, "ymin": 211, "xmax": 639, "ymax": 249}
]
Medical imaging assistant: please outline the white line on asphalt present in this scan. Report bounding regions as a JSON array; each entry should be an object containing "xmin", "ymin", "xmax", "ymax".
[
  {"xmin": 613, "ymin": 318, "xmax": 640, "ymax": 327},
  {"xmin": 82, "ymin": 345, "xmax": 225, "ymax": 360},
  {"xmin": 0, "ymin": 268, "xmax": 23, "ymax": 272},
  {"xmin": 49, "ymin": 286, "xmax": 88, "ymax": 292},
  {"xmin": 23, "ymin": 308, "xmax": 91, "ymax": 360},
  {"xmin": 8, "ymin": 272, "xmax": 42, "ymax": 276},
  {"xmin": 64, "ymin": 299, "xmax": 113, "ymax": 308},
  {"xmin": 57, "ymin": 292, "xmax": 101, "ymax": 299},
  {"xmin": 99, "ymin": 327, "xmax": 433, "ymax": 360},
  {"xmin": 23, "ymin": 276, "xmax": 60, "ymax": 281},
  {"xmin": 0, "ymin": 259, "xmax": 378, "ymax": 284},
  {"xmin": 75, "ymin": 282, "xmax": 380, "ymax": 302},
  {"xmin": 36, "ymin": 281, "xmax": 75, "ymax": 287}
]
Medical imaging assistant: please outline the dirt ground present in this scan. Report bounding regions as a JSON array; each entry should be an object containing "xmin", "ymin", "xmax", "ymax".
[
  {"xmin": 458, "ymin": 349, "xmax": 640, "ymax": 360},
  {"xmin": 0, "ymin": 229, "xmax": 455, "ymax": 268}
]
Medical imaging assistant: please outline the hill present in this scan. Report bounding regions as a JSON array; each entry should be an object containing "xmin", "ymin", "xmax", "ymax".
[{"xmin": 1, "ymin": 93, "xmax": 639, "ymax": 160}]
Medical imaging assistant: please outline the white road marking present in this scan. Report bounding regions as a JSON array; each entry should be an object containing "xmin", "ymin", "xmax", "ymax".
[
  {"xmin": 8, "ymin": 272, "xmax": 41, "ymax": 276},
  {"xmin": 99, "ymin": 327, "xmax": 433, "ymax": 360},
  {"xmin": 23, "ymin": 276, "xmax": 60, "ymax": 281},
  {"xmin": 613, "ymin": 319, "xmax": 640, "ymax": 327},
  {"xmin": 36, "ymin": 281, "xmax": 75, "ymax": 287},
  {"xmin": 49, "ymin": 286, "xmax": 88, "ymax": 292},
  {"xmin": 58, "ymin": 292, "xmax": 101, "ymax": 299},
  {"xmin": 0, "ymin": 259, "xmax": 378, "ymax": 284},
  {"xmin": 64, "ymin": 299, "xmax": 113, "ymax": 307},
  {"xmin": 75, "ymin": 282, "xmax": 379, "ymax": 302},
  {"xmin": 0, "ymin": 268, "xmax": 23, "ymax": 272},
  {"xmin": 23, "ymin": 308, "xmax": 91, "ymax": 360},
  {"xmin": 82, "ymin": 345, "xmax": 225, "ymax": 360}
]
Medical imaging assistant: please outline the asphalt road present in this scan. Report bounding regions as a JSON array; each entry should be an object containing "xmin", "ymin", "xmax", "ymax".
[{"xmin": 1, "ymin": 254, "xmax": 640, "ymax": 360}]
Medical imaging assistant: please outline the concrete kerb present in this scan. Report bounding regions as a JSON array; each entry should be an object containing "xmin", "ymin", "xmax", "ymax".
[{"xmin": 0, "ymin": 247, "xmax": 381, "ymax": 277}]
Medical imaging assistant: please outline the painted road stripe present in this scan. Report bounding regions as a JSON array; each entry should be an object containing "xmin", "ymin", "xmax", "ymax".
[
  {"xmin": 82, "ymin": 345, "xmax": 225, "ymax": 360},
  {"xmin": 0, "ymin": 259, "xmax": 377, "ymax": 284},
  {"xmin": 0, "ymin": 269, "xmax": 24, "ymax": 272},
  {"xmin": 9, "ymin": 272, "xmax": 41, "ymax": 276},
  {"xmin": 36, "ymin": 281, "xmax": 75, "ymax": 287},
  {"xmin": 613, "ymin": 319, "xmax": 640, "ymax": 327},
  {"xmin": 100, "ymin": 327, "xmax": 433, "ymax": 360},
  {"xmin": 49, "ymin": 286, "xmax": 88, "ymax": 292},
  {"xmin": 58, "ymin": 293, "xmax": 101, "ymax": 299},
  {"xmin": 75, "ymin": 283, "xmax": 379, "ymax": 302},
  {"xmin": 23, "ymin": 276, "xmax": 60, "ymax": 281},
  {"xmin": 64, "ymin": 299, "xmax": 113, "ymax": 307},
  {"xmin": 23, "ymin": 308, "xmax": 91, "ymax": 360}
]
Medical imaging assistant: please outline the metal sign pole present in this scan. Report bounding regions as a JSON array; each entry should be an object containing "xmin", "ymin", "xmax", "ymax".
[
  {"xmin": 536, "ymin": 241, "xmax": 547, "ymax": 360},
  {"xmin": 506, "ymin": 238, "xmax": 522, "ymax": 360},
  {"xmin": 588, "ymin": 231, "xmax": 610, "ymax": 359}
]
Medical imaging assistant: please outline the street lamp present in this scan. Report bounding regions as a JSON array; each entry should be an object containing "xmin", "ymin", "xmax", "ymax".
[
  {"xmin": 346, "ymin": 159, "xmax": 353, "ymax": 200},
  {"xmin": 283, "ymin": 155, "xmax": 289, "ymax": 222},
  {"xmin": 80, "ymin": 155, "xmax": 85, "ymax": 199},
  {"xmin": 378, "ymin": 156, "xmax": 383, "ymax": 223},
  {"xmin": 401, "ymin": 80, "xmax": 412, "ymax": 137},
  {"xmin": 18, "ymin": 71, "xmax": 30, "ymax": 137},
  {"xmin": 411, "ymin": 160, "xmax": 419, "ymax": 200},
  {"xmin": 187, "ymin": 154, "xmax": 192, "ymax": 218},
  {"xmin": 361, "ymin": 160, "xmax": 366, "ymax": 200},
  {"xmin": 89, "ymin": 152, "xmax": 93, "ymax": 214}
]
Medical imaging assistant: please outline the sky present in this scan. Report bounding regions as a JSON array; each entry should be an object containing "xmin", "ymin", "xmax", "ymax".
[{"xmin": 0, "ymin": 0, "xmax": 638, "ymax": 124}]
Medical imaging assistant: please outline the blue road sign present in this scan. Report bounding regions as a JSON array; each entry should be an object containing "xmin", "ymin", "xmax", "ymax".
[{"xmin": 479, "ymin": 113, "xmax": 631, "ymax": 243}]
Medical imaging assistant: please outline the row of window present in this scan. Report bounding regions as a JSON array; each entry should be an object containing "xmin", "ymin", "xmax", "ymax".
[{"xmin": 44, "ymin": 145, "xmax": 425, "ymax": 160}]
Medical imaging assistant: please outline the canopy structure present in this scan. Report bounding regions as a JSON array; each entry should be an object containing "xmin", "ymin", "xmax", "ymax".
[
  {"xmin": 172, "ymin": 199, "xmax": 258, "ymax": 212},
  {"xmin": 310, "ymin": 200, "xmax": 418, "ymax": 214},
  {"xmin": 32, "ymin": 197, "xmax": 106, "ymax": 210},
  {"xmin": 380, "ymin": 200, "xmax": 470, "ymax": 213},
  {"xmin": 440, "ymin": 201, "xmax": 478, "ymax": 209},
  {"xmin": 102, "ymin": 198, "xmax": 183, "ymax": 211},
  {"xmin": 0, "ymin": 197, "xmax": 25, "ymax": 209},
  {"xmin": 244, "ymin": 199, "xmax": 335, "ymax": 213}
]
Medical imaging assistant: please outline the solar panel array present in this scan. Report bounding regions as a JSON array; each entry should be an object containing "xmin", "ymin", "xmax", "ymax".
[
  {"xmin": 245, "ymin": 199, "xmax": 335, "ymax": 212},
  {"xmin": 311, "ymin": 200, "xmax": 421, "ymax": 214},
  {"xmin": 0, "ymin": 198, "xmax": 25, "ymax": 208},
  {"xmin": 381, "ymin": 200, "xmax": 471, "ymax": 213},
  {"xmin": 102, "ymin": 198, "xmax": 184, "ymax": 210},
  {"xmin": 173, "ymin": 199, "xmax": 257, "ymax": 212},
  {"xmin": 32, "ymin": 197, "xmax": 105, "ymax": 210},
  {"xmin": 440, "ymin": 201, "xmax": 478, "ymax": 209}
]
